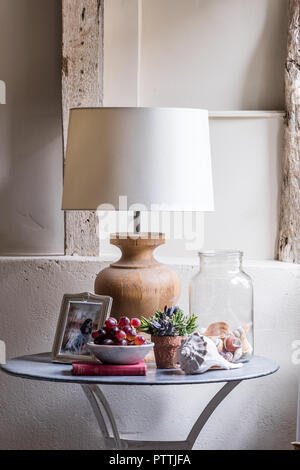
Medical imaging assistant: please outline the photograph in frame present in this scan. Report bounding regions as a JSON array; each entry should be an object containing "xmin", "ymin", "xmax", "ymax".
[{"xmin": 52, "ymin": 292, "xmax": 112, "ymax": 363}]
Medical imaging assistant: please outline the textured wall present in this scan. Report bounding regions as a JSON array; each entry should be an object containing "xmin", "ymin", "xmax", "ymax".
[{"xmin": 0, "ymin": 258, "xmax": 299, "ymax": 450}]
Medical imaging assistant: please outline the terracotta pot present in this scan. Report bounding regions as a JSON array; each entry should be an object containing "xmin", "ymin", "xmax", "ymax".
[
  {"xmin": 95, "ymin": 233, "xmax": 180, "ymax": 321},
  {"xmin": 151, "ymin": 335, "xmax": 185, "ymax": 369}
]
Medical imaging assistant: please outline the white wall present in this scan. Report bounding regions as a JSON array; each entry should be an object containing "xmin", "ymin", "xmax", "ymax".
[
  {"xmin": 206, "ymin": 114, "xmax": 283, "ymax": 259},
  {"xmin": 103, "ymin": 0, "xmax": 286, "ymax": 260},
  {"xmin": 105, "ymin": 0, "xmax": 287, "ymax": 110},
  {"xmin": 0, "ymin": 258, "xmax": 299, "ymax": 450},
  {"xmin": 140, "ymin": 0, "xmax": 287, "ymax": 110}
]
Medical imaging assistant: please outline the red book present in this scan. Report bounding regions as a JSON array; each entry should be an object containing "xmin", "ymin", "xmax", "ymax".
[{"xmin": 72, "ymin": 361, "xmax": 147, "ymax": 376}]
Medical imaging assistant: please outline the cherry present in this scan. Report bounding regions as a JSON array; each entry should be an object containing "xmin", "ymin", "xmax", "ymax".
[
  {"xmin": 115, "ymin": 329, "xmax": 126, "ymax": 341},
  {"xmin": 105, "ymin": 317, "xmax": 118, "ymax": 329},
  {"xmin": 131, "ymin": 318, "xmax": 141, "ymax": 328},
  {"xmin": 118, "ymin": 316, "xmax": 130, "ymax": 328},
  {"xmin": 92, "ymin": 331, "xmax": 99, "ymax": 340},
  {"xmin": 134, "ymin": 335, "xmax": 146, "ymax": 346}
]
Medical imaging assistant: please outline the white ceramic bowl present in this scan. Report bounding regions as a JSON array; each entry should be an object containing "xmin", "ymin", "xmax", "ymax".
[{"xmin": 87, "ymin": 342, "xmax": 154, "ymax": 365}]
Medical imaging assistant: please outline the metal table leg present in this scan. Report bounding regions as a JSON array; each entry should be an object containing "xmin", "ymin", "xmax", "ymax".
[
  {"xmin": 82, "ymin": 380, "xmax": 241, "ymax": 450},
  {"xmin": 81, "ymin": 384, "xmax": 122, "ymax": 449}
]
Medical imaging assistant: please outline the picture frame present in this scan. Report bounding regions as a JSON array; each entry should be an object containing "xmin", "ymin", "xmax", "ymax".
[{"xmin": 51, "ymin": 292, "xmax": 112, "ymax": 363}]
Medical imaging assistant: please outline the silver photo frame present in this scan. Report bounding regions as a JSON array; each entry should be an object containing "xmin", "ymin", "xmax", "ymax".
[{"xmin": 52, "ymin": 292, "xmax": 112, "ymax": 363}]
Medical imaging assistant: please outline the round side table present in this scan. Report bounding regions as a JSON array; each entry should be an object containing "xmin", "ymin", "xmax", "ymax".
[{"xmin": 1, "ymin": 353, "xmax": 279, "ymax": 450}]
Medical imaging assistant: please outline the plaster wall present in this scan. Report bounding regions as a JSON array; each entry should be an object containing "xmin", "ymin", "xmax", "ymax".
[{"xmin": 0, "ymin": 258, "xmax": 299, "ymax": 450}]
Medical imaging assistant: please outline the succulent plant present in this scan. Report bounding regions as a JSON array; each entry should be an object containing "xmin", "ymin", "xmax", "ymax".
[{"xmin": 140, "ymin": 306, "xmax": 198, "ymax": 337}]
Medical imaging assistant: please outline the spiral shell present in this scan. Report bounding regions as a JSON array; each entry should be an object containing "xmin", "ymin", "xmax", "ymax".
[
  {"xmin": 210, "ymin": 336, "xmax": 224, "ymax": 353},
  {"xmin": 204, "ymin": 321, "xmax": 230, "ymax": 338},
  {"xmin": 232, "ymin": 323, "xmax": 253, "ymax": 357},
  {"xmin": 220, "ymin": 350, "xmax": 234, "ymax": 362},
  {"xmin": 224, "ymin": 335, "xmax": 242, "ymax": 353},
  {"xmin": 178, "ymin": 333, "xmax": 243, "ymax": 374}
]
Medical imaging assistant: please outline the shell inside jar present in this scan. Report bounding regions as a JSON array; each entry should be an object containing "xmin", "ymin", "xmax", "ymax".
[{"xmin": 200, "ymin": 321, "xmax": 253, "ymax": 363}]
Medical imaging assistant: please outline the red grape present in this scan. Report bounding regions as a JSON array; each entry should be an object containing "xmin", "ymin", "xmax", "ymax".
[
  {"xmin": 102, "ymin": 339, "xmax": 114, "ymax": 345},
  {"xmin": 105, "ymin": 317, "xmax": 118, "ymax": 329},
  {"xmin": 94, "ymin": 336, "xmax": 104, "ymax": 345},
  {"xmin": 115, "ymin": 329, "xmax": 126, "ymax": 341},
  {"xmin": 113, "ymin": 338, "xmax": 127, "ymax": 346},
  {"xmin": 131, "ymin": 318, "xmax": 141, "ymax": 328},
  {"xmin": 126, "ymin": 328, "xmax": 137, "ymax": 342},
  {"xmin": 118, "ymin": 316, "xmax": 130, "ymax": 328},
  {"xmin": 92, "ymin": 328, "xmax": 106, "ymax": 340},
  {"xmin": 110, "ymin": 326, "xmax": 120, "ymax": 336},
  {"xmin": 134, "ymin": 335, "xmax": 146, "ymax": 345}
]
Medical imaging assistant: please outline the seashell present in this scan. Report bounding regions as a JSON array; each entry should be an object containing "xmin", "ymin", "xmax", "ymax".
[
  {"xmin": 178, "ymin": 333, "xmax": 243, "ymax": 375},
  {"xmin": 233, "ymin": 347, "xmax": 243, "ymax": 362},
  {"xmin": 209, "ymin": 336, "xmax": 224, "ymax": 353},
  {"xmin": 233, "ymin": 323, "xmax": 253, "ymax": 357},
  {"xmin": 224, "ymin": 335, "xmax": 242, "ymax": 353},
  {"xmin": 220, "ymin": 350, "xmax": 234, "ymax": 362},
  {"xmin": 204, "ymin": 321, "xmax": 230, "ymax": 338}
]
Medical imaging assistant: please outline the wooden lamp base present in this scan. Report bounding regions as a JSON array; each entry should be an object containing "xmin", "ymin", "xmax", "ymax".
[{"xmin": 94, "ymin": 233, "xmax": 181, "ymax": 320}]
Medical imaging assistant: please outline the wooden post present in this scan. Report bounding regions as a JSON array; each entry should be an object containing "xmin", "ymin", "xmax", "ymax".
[
  {"xmin": 62, "ymin": 0, "xmax": 104, "ymax": 256},
  {"xmin": 278, "ymin": 0, "xmax": 300, "ymax": 263}
]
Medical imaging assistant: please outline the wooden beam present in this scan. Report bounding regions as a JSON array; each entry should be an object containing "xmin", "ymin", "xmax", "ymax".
[
  {"xmin": 278, "ymin": 0, "xmax": 300, "ymax": 262},
  {"xmin": 62, "ymin": 0, "xmax": 103, "ymax": 256}
]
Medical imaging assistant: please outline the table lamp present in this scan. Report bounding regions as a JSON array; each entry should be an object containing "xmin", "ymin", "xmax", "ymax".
[{"xmin": 62, "ymin": 107, "xmax": 214, "ymax": 320}]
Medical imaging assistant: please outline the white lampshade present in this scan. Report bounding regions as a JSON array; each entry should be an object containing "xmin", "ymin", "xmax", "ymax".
[{"xmin": 62, "ymin": 107, "xmax": 214, "ymax": 211}]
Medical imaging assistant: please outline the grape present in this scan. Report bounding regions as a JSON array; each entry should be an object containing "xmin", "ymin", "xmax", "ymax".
[
  {"xmin": 94, "ymin": 336, "xmax": 104, "ymax": 345},
  {"xmin": 92, "ymin": 331, "xmax": 99, "ymax": 340},
  {"xmin": 105, "ymin": 317, "xmax": 118, "ymax": 329},
  {"xmin": 118, "ymin": 316, "xmax": 130, "ymax": 328},
  {"xmin": 131, "ymin": 318, "xmax": 141, "ymax": 328},
  {"xmin": 134, "ymin": 335, "xmax": 146, "ymax": 345},
  {"xmin": 115, "ymin": 329, "xmax": 126, "ymax": 340},
  {"xmin": 113, "ymin": 338, "xmax": 127, "ymax": 346},
  {"xmin": 102, "ymin": 339, "xmax": 114, "ymax": 345},
  {"xmin": 93, "ymin": 328, "xmax": 107, "ymax": 342},
  {"xmin": 126, "ymin": 328, "xmax": 137, "ymax": 342},
  {"xmin": 110, "ymin": 326, "xmax": 120, "ymax": 336}
]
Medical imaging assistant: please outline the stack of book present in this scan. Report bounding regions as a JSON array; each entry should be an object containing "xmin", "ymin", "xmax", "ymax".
[{"xmin": 72, "ymin": 361, "xmax": 147, "ymax": 376}]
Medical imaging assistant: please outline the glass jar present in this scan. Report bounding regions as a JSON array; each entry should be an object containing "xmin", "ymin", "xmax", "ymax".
[{"xmin": 189, "ymin": 250, "xmax": 253, "ymax": 362}]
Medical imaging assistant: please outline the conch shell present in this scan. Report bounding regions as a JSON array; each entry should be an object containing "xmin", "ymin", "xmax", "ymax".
[
  {"xmin": 224, "ymin": 335, "xmax": 242, "ymax": 353},
  {"xmin": 209, "ymin": 336, "xmax": 224, "ymax": 353},
  {"xmin": 177, "ymin": 333, "xmax": 243, "ymax": 375},
  {"xmin": 204, "ymin": 321, "xmax": 230, "ymax": 338},
  {"xmin": 232, "ymin": 324, "xmax": 253, "ymax": 358}
]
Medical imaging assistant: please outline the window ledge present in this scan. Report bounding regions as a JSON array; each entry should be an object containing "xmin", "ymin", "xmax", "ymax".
[
  {"xmin": 209, "ymin": 110, "xmax": 285, "ymax": 119},
  {"xmin": 0, "ymin": 255, "xmax": 299, "ymax": 271}
]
